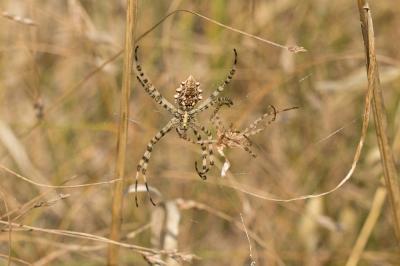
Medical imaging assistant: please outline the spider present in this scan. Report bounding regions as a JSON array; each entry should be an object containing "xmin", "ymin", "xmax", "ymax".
[
  {"xmin": 133, "ymin": 46, "xmax": 237, "ymax": 206},
  {"xmin": 193, "ymin": 105, "xmax": 299, "ymax": 176}
]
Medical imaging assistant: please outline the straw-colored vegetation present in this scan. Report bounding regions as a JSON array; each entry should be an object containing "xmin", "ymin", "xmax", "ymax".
[{"xmin": 1, "ymin": 0, "xmax": 399, "ymax": 265}]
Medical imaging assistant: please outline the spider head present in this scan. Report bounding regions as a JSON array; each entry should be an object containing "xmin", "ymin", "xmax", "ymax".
[{"xmin": 174, "ymin": 75, "xmax": 203, "ymax": 110}]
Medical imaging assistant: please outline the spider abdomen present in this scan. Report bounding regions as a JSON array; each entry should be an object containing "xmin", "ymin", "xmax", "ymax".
[{"xmin": 174, "ymin": 75, "xmax": 202, "ymax": 110}]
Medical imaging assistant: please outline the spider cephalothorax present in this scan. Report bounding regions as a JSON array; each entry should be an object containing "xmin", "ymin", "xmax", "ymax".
[
  {"xmin": 174, "ymin": 75, "xmax": 203, "ymax": 111},
  {"xmin": 133, "ymin": 46, "xmax": 237, "ymax": 206}
]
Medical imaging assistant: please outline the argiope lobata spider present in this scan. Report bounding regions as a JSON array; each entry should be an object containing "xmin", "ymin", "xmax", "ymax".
[{"xmin": 133, "ymin": 46, "xmax": 237, "ymax": 206}]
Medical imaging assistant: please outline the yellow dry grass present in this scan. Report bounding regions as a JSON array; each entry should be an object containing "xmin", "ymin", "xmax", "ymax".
[{"xmin": 0, "ymin": 0, "xmax": 399, "ymax": 265}]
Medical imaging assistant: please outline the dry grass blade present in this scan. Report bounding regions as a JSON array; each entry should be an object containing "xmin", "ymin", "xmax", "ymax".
[
  {"xmin": 345, "ymin": 185, "xmax": 387, "ymax": 266},
  {"xmin": 0, "ymin": 189, "xmax": 11, "ymax": 266},
  {"xmin": 33, "ymin": 193, "xmax": 70, "ymax": 208},
  {"xmin": 240, "ymin": 213, "xmax": 255, "ymax": 266},
  {"xmin": 135, "ymin": 9, "xmax": 306, "ymax": 52},
  {"xmin": 0, "ymin": 220, "xmax": 196, "ymax": 262},
  {"xmin": 0, "ymin": 120, "xmax": 51, "ymax": 192},
  {"xmin": 107, "ymin": 0, "xmax": 137, "ymax": 265},
  {"xmin": 0, "ymin": 164, "xmax": 121, "ymax": 188},
  {"xmin": 357, "ymin": 0, "xmax": 400, "ymax": 242}
]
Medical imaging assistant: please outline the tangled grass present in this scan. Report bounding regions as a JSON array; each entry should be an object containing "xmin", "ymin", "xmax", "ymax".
[{"xmin": 1, "ymin": 1, "xmax": 399, "ymax": 265}]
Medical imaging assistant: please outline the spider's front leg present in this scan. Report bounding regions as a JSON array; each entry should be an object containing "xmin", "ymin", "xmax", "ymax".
[
  {"xmin": 135, "ymin": 119, "xmax": 176, "ymax": 207},
  {"xmin": 189, "ymin": 49, "xmax": 237, "ymax": 115},
  {"xmin": 134, "ymin": 46, "xmax": 178, "ymax": 115}
]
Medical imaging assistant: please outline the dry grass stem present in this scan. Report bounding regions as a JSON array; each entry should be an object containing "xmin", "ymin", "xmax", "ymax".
[
  {"xmin": 0, "ymin": 189, "xmax": 11, "ymax": 266},
  {"xmin": 357, "ymin": 0, "xmax": 400, "ymax": 242},
  {"xmin": 222, "ymin": 72, "xmax": 372, "ymax": 202},
  {"xmin": 108, "ymin": 0, "xmax": 138, "ymax": 265},
  {"xmin": 0, "ymin": 220, "xmax": 195, "ymax": 262},
  {"xmin": 240, "ymin": 213, "xmax": 256, "ymax": 266},
  {"xmin": 1, "ymin": 164, "xmax": 121, "ymax": 189},
  {"xmin": 345, "ymin": 185, "xmax": 387, "ymax": 266},
  {"xmin": 1, "ymin": 1, "xmax": 399, "ymax": 264},
  {"xmin": 136, "ymin": 9, "xmax": 306, "ymax": 52}
]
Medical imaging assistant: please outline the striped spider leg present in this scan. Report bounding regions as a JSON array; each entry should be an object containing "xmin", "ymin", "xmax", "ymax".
[
  {"xmin": 135, "ymin": 118, "xmax": 178, "ymax": 206},
  {"xmin": 180, "ymin": 97, "xmax": 234, "ymax": 179},
  {"xmin": 133, "ymin": 46, "xmax": 237, "ymax": 206},
  {"xmin": 188, "ymin": 49, "xmax": 237, "ymax": 115},
  {"xmin": 134, "ymin": 46, "xmax": 178, "ymax": 115}
]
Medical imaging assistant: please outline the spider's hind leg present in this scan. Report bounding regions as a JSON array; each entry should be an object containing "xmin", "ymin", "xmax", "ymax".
[
  {"xmin": 243, "ymin": 105, "xmax": 277, "ymax": 136},
  {"xmin": 135, "ymin": 150, "xmax": 157, "ymax": 207},
  {"xmin": 135, "ymin": 120, "xmax": 175, "ymax": 207},
  {"xmin": 193, "ymin": 124, "xmax": 215, "ymax": 178},
  {"xmin": 192, "ymin": 129, "xmax": 210, "ymax": 180},
  {"xmin": 195, "ymin": 161, "xmax": 209, "ymax": 180}
]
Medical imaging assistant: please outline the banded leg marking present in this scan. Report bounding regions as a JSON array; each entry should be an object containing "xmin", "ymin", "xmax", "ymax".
[
  {"xmin": 210, "ymin": 97, "xmax": 234, "ymax": 121},
  {"xmin": 134, "ymin": 46, "xmax": 177, "ymax": 114},
  {"xmin": 243, "ymin": 105, "xmax": 277, "ymax": 136},
  {"xmin": 190, "ymin": 49, "xmax": 237, "ymax": 115},
  {"xmin": 192, "ymin": 129, "xmax": 209, "ymax": 180},
  {"xmin": 194, "ymin": 124, "xmax": 215, "ymax": 178},
  {"xmin": 135, "ymin": 120, "xmax": 175, "ymax": 207}
]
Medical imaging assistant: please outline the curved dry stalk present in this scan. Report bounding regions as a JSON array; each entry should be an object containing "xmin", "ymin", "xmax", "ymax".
[
  {"xmin": 240, "ymin": 213, "xmax": 256, "ymax": 266},
  {"xmin": 357, "ymin": 0, "xmax": 400, "ymax": 243},
  {"xmin": 216, "ymin": 70, "xmax": 373, "ymax": 202},
  {"xmin": 135, "ymin": 9, "xmax": 306, "ymax": 53}
]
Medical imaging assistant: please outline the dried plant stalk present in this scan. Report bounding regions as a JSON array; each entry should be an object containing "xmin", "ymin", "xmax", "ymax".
[
  {"xmin": 357, "ymin": 0, "xmax": 400, "ymax": 243},
  {"xmin": 0, "ymin": 188, "xmax": 11, "ymax": 266},
  {"xmin": 345, "ymin": 185, "xmax": 387, "ymax": 266},
  {"xmin": 108, "ymin": 0, "xmax": 137, "ymax": 265}
]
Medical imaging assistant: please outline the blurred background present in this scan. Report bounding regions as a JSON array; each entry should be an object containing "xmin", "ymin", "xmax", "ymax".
[{"xmin": 1, "ymin": 0, "xmax": 399, "ymax": 265}]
